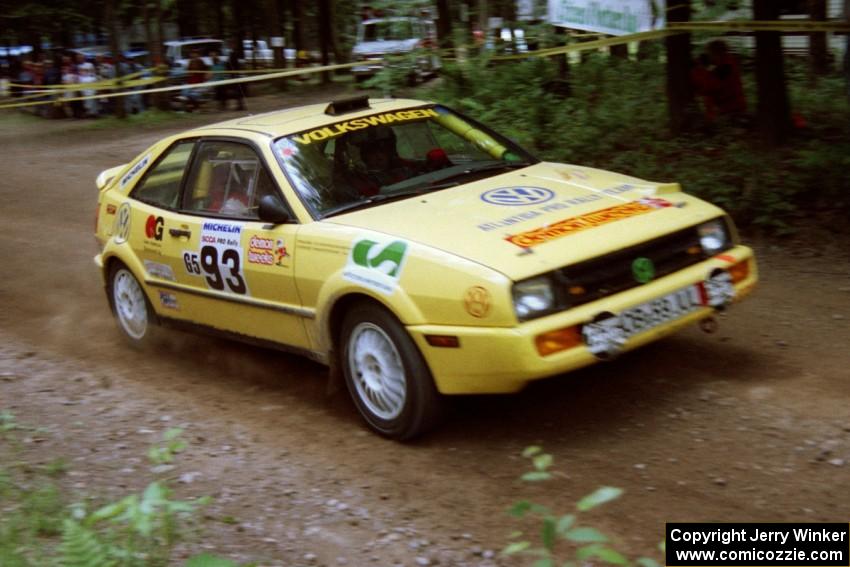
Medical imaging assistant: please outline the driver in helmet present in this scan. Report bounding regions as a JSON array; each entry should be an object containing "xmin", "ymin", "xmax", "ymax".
[{"xmin": 344, "ymin": 126, "xmax": 415, "ymax": 197}]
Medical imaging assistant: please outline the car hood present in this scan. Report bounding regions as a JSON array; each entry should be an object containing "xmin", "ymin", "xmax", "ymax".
[
  {"xmin": 325, "ymin": 162, "xmax": 726, "ymax": 281},
  {"xmin": 354, "ymin": 39, "xmax": 419, "ymax": 55}
]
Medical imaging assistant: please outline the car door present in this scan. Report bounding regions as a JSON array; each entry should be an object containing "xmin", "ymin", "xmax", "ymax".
[
  {"xmin": 126, "ymin": 139, "xmax": 203, "ymax": 322},
  {"xmin": 172, "ymin": 138, "xmax": 310, "ymax": 350}
]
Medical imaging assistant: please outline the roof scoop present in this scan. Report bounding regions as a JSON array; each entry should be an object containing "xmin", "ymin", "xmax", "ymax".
[{"xmin": 325, "ymin": 95, "xmax": 371, "ymax": 116}]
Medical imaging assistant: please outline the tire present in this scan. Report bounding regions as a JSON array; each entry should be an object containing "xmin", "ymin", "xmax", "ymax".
[
  {"xmin": 107, "ymin": 263, "xmax": 159, "ymax": 348},
  {"xmin": 341, "ymin": 303, "xmax": 443, "ymax": 440}
]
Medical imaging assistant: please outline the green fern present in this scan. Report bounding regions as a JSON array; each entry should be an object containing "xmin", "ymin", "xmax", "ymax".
[{"xmin": 60, "ymin": 519, "xmax": 117, "ymax": 567}]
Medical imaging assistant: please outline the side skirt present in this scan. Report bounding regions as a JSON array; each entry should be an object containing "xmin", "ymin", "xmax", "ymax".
[{"xmin": 157, "ymin": 315, "xmax": 329, "ymax": 366}]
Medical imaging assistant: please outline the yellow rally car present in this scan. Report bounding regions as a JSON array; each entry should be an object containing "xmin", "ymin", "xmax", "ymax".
[{"xmin": 94, "ymin": 96, "xmax": 757, "ymax": 439}]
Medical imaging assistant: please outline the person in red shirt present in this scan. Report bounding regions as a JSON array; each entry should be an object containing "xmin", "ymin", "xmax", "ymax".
[
  {"xmin": 691, "ymin": 40, "xmax": 746, "ymax": 122},
  {"xmin": 184, "ymin": 49, "xmax": 209, "ymax": 112}
]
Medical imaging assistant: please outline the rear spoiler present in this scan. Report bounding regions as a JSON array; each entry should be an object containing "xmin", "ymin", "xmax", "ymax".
[{"xmin": 96, "ymin": 164, "xmax": 127, "ymax": 191}]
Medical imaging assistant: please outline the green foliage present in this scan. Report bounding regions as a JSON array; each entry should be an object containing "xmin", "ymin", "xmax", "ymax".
[
  {"xmin": 147, "ymin": 427, "xmax": 188, "ymax": 465},
  {"xmin": 60, "ymin": 520, "xmax": 118, "ymax": 567},
  {"xmin": 184, "ymin": 554, "xmax": 241, "ymax": 567},
  {"xmin": 0, "ymin": 420, "xmax": 236, "ymax": 567},
  {"xmin": 0, "ymin": 409, "xmax": 19, "ymax": 435},
  {"xmin": 422, "ymin": 53, "xmax": 850, "ymax": 233},
  {"xmin": 363, "ymin": 50, "xmax": 429, "ymax": 96},
  {"xmin": 504, "ymin": 448, "xmax": 663, "ymax": 566}
]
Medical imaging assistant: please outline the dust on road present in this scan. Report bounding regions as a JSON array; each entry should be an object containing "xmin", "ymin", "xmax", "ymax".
[{"xmin": 1, "ymin": 94, "xmax": 849, "ymax": 566}]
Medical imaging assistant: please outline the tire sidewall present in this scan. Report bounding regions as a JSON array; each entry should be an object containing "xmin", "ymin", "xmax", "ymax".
[
  {"xmin": 340, "ymin": 304, "xmax": 438, "ymax": 440},
  {"xmin": 107, "ymin": 263, "xmax": 156, "ymax": 348}
]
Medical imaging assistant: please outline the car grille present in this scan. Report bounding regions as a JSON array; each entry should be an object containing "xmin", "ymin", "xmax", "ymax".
[{"xmin": 555, "ymin": 226, "xmax": 705, "ymax": 308}]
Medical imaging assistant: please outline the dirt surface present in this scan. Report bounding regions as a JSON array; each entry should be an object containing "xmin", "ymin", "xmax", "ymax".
[{"xmin": 1, "ymin": 90, "xmax": 850, "ymax": 566}]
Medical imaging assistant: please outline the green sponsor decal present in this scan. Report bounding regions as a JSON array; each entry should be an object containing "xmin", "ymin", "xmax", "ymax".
[
  {"xmin": 351, "ymin": 239, "xmax": 408, "ymax": 278},
  {"xmin": 631, "ymin": 256, "xmax": 655, "ymax": 284}
]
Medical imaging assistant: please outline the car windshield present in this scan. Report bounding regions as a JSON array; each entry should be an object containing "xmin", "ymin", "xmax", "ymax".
[
  {"xmin": 273, "ymin": 105, "xmax": 537, "ymax": 218},
  {"xmin": 362, "ymin": 20, "xmax": 416, "ymax": 42}
]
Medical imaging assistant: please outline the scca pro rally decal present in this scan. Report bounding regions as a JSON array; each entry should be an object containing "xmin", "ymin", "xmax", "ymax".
[
  {"xmin": 506, "ymin": 198, "xmax": 672, "ymax": 248},
  {"xmin": 293, "ymin": 108, "xmax": 438, "ymax": 145},
  {"xmin": 343, "ymin": 238, "xmax": 408, "ymax": 295},
  {"xmin": 120, "ymin": 154, "xmax": 151, "ymax": 188},
  {"xmin": 197, "ymin": 221, "xmax": 248, "ymax": 295}
]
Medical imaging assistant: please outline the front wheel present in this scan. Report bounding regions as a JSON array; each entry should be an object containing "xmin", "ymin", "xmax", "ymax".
[
  {"xmin": 107, "ymin": 264, "xmax": 159, "ymax": 348},
  {"xmin": 341, "ymin": 304, "xmax": 443, "ymax": 440}
]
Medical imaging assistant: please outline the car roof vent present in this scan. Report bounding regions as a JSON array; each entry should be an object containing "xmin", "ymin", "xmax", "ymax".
[{"xmin": 325, "ymin": 95, "xmax": 370, "ymax": 116}]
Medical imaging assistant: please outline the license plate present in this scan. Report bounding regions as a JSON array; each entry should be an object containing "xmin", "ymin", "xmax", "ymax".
[{"xmin": 582, "ymin": 284, "xmax": 707, "ymax": 358}]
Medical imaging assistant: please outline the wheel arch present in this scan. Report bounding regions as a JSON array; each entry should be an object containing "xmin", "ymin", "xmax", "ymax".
[{"xmin": 322, "ymin": 290, "xmax": 430, "ymax": 395}]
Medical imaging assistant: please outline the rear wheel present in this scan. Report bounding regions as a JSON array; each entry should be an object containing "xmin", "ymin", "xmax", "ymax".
[
  {"xmin": 341, "ymin": 304, "xmax": 443, "ymax": 440},
  {"xmin": 107, "ymin": 264, "xmax": 158, "ymax": 348}
]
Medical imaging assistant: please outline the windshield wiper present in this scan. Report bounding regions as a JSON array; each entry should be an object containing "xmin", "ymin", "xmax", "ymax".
[
  {"xmin": 322, "ymin": 190, "xmax": 425, "ymax": 218},
  {"xmin": 429, "ymin": 161, "xmax": 531, "ymax": 186}
]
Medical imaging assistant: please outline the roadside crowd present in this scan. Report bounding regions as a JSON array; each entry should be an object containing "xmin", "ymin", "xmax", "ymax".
[
  {"xmin": 5, "ymin": 51, "xmax": 149, "ymax": 117},
  {"xmin": 2, "ymin": 45, "xmax": 245, "ymax": 117}
]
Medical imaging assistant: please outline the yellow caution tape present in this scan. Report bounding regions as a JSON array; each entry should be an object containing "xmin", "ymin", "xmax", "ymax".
[
  {"xmin": 490, "ymin": 20, "xmax": 850, "ymax": 61},
  {"xmin": 669, "ymin": 20, "xmax": 850, "ymax": 33},
  {"xmin": 492, "ymin": 28, "xmax": 678, "ymax": 61},
  {"xmin": 0, "ymin": 61, "xmax": 360, "ymax": 110},
  {"xmin": 3, "ymin": 19, "xmax": 846, "ymax": 110},
  {"xmin": 6, "ymin": 67, "xmax": 153, "ymax": 91}
]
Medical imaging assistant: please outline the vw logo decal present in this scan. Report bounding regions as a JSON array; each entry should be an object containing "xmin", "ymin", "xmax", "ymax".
[{"xmin": 481, "ymin": 187, "xmax": 555, "ymax": 206}]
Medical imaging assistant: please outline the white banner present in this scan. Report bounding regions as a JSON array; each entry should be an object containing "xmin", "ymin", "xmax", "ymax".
[{"xmin": 547, "ymin": 0, "xmax": 665, "ymax": 36}]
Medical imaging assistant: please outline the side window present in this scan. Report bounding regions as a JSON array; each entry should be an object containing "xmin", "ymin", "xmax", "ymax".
[
  {"xmin": 131, "ymin": 141, "xmax": 195, "ymax": 209},
  {"xmin": 182, "ymin": 141, "xmax": 279, "ymax": 220}
]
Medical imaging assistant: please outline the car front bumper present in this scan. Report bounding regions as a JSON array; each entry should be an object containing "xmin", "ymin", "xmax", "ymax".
[{"xmin": 408, "ymin": 245, "xmax": 758, "ymax": 395}]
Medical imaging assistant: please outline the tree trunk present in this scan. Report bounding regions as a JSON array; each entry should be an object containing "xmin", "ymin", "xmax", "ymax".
[
  {"xmin": 175, "ymin": 0, "xmax": 198, "ymax": 38},
  {"xmin": 436, "ymin": 0, "xmax": 453, "ymax": 50},
  {"xmin": 665, "ymin": 0, "xmax": 692, "ymax": 134},
  {"xmin": 153, "ymin": 0, "xmax": 168, "ymax": 110},
  {"xmin": 318, "ymin": 0, "xmax": 331, "ymax": 84},
  {"xmin": 105, "ymin": 0, "xmax": 126, "ymax": 118},
  {"xmin": 217, "ymin": 1, "xmax": 224, "ymax": 38},
  {"xmin": 609, "ymin": 42, "xmax": 628, "ymax": 60},
  {"xmin": 143, "ymin": 0, "xmax": 153, "ymax": 65},
  {"xmin": 266, "ymin": 0, "xmax": 286, "ymax": 89},
  {"xmin": 556, "ymin": 26, "xmax": 570, "ymax": 81},
  {"xmin": 292, "ymin": 0, "xmax": 305, "ymax": 53},
  {"xmin": 477, "ymin": 0, "xmax": 487, "ymax": 33},
  {"xmin": 328, "ymin": 0, "xmax": 346, "ymax": 65},
  {"xmin": 808, "ymin": 0, "xmax": 829, "ymax": 77},
  {"xmin": 754, "ymin": 0, "xmax": 791, "ymax": 146},
  {"xmin": 845, "ymin": 0, "xmax": 850, "ymax": 101}
]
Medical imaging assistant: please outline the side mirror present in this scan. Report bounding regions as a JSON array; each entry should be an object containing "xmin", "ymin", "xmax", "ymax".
[{"xmin": 258, "ymin": 194, "xmax": 292, "ymax": 225}]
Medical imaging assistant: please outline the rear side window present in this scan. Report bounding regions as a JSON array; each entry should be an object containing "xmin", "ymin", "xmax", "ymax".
[
  {"xmin": 182, "ymin": 140, "xmax": 279, "ymax": 220},
  {"xmin": 131, "ymin": 141, "xmax": 195, "ymax": 209}
]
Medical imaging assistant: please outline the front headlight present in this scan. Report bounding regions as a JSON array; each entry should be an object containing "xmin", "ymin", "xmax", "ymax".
[
  {"xmin": 513, "ymin": 276, "xmax": 556, "ymax": 321},
  {"xmin": 697, "ymin": 219, "xmax": 730, "ymax": 255}
]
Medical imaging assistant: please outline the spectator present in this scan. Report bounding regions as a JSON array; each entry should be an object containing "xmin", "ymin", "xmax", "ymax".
[
  {"xmin": 76, "ymin": 53, "xmax": 98, "ymax": 117},
  {"xmin": 210, "ymin": 50, "xmax": 228, "ymax": 110},
  {"xmin": 9, "ymin": 56, "xmax": 23, "ymax": 97},
  {"xmin": 691, "ymin": 40, "xmax": 746, "ymax": 123},
  {"xmin": 184, "ymin": 49, "xmax": 209, "ymax": 112},
  {"xmin": 117, "ymin": 53, "xmax": 144, "ymax": 115},
  {"xmin": 225, "ymin": 40, "xmax": 246, "ymax": 110},
  {"xmin": 61, "ymin": 55, "xmax": 84, "ymax": 118},
  {"xmin": 95, "ymin": 55, "xmax": 115, "ymax": 115}
]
